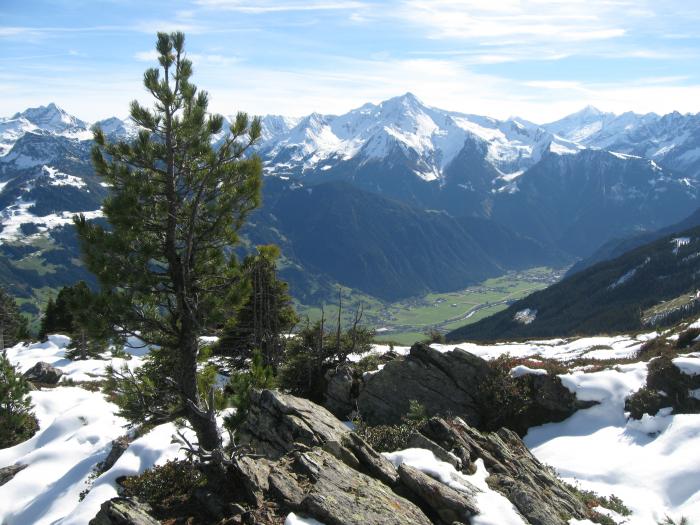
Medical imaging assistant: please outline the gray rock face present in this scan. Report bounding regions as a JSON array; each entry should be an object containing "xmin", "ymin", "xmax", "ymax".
[
  {"xmin": 237, "ymin": 389, "xmax": 351, "ymax": 459},
  {"xmin": 357, "ymin": 343, "xmax": 489, "ymax": 426},
  {"xmin": 419, "ymin": 417, "xmax": 589, "ymax": 525},
  {"xmin": 398, "ymin": 463, "xmax": 479, "ymax": 523},
  {"xmin": 88, "ymin": 498, "xmax": 159, "ymax": 525},
  {"xmin": 23, "ymin": 361, "xmax": 63, "ymax": 384},
  {"xmin": 0, "ymin": 464, "xmax": 27, "ymax": 486},
  {"xmin": 285, "ymin": 449, "xmax": 432, "ymax": 525}
]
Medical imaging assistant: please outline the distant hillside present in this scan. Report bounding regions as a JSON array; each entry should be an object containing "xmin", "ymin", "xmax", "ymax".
[
  {"xmin": 247, "ymin": 179, "xmax": 565, "ymax": 301},
  {"xmin": 567, "ymin": 206, "xmax": 700, "ymax": 276},
  {"xmin": 446, "ymin": 225, "xmax": 700, "ymax": 341}
]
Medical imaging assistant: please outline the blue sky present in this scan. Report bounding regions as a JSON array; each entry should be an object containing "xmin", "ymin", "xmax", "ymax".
[{"xmin": 2, "ymin": 0, "xmax": 700, "ymax": 122}]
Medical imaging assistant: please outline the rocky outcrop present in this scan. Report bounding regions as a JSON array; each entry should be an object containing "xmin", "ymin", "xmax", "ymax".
[
  {"xmin": 0, "ymin": 463, "xmax": 27, "ymax": 486},
  {"xmin": 418, "ymin": 417, "xmax": 589, "ymax": 525},
  {"xmin": 237, "ymin": 389, "xmax": 351, "ymax": 459},
  {"xmin": 89, "ymin": 498, "xmax": 159, "ymax": 525},
  {"xmin": 228, "ymin": 389, "xmax": 590, "ymax": 525},
  {"xmin": 357, "ymin": 343, "xmax": 489, "ymax": 426},
  {"xmin": 23, "ymin": 361, "xmax": 63, "ymax": 384},
  {"xmin": 626, "ymin": 355, "xmax": 700, "ymax": 418},
  {"xmin": 356, "ymin": 343, "xmax": 585, "ymax": 435}
]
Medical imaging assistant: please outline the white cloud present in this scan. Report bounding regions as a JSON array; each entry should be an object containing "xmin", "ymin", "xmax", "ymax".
[
  {"xmin": 398, "ymin": 0, "xmax": 632, "ymax": 43},
  {"xmin": 195, "ymin": 0, "xmax": 367, "ymax": 13}
]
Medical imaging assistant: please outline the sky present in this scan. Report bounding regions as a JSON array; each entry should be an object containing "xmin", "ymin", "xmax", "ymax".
[{"xmin": 2, "ymin": 0, "xmax": 700, "ymax": 123}]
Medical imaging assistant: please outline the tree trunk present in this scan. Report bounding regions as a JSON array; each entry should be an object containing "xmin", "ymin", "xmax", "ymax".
[{"xmin": 180, "ymin": 322, "xmax": 221, "ymax": 451}]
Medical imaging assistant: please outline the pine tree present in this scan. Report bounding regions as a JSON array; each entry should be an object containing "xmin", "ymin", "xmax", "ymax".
[
  {"xmin": 0, "ymin": 287, "xmax": 26, "ymax": 351},
  {"xmin": 75, "ymin": 32, "xmax": 262, "ymax": 451},
  {"xmin": 217, "ymin": 245, "xmax": 298, "ymax": 369}
]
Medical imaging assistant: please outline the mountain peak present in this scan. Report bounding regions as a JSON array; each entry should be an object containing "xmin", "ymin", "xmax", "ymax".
[
  {"xmin": 12, "ymin": 103, "xmax": 87, "ymax": 132},
  {"xmin": 382, "ymin": 92, "xmax": 426, "ymax": 110}
]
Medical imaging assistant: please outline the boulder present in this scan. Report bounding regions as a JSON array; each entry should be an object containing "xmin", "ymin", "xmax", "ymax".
[
  {"xmin": 398, "ymin": 463, "xmax": 479, "ymax": 523},
  {"xmin": 485, "ymin": 373, "xmax": 596, "ymax": 436},
  {"xmin": 0, "ymin": 463, "xmax": 27, "ymax": 486},
  {"xmin": 357, "ymin": 343, "xmax": 489, "ymax": 426},
  {"xmin": 323, "ymin": 363, "xmax": 356, "ymax": 418},
  {"xmin": 23, "ymin": 361, "xmax": 63, "ymax": 384},
  {"xmin": 237, "ymin": 389, "xmax": 399, "ymax": 485},
  {"xmin": 237, "ymin": 389, "xmax": 350, "ymax": 459},
  {"xmin": 99, "ymin": 437, "xmax": 129, "ymax": 475},
  {"xmin": 418, "ymin": 417, "xmax": 589, "ymax": 525},
  {"xmin": 89, "ymin": 498, "xmax": 159, "ymax": 525}
]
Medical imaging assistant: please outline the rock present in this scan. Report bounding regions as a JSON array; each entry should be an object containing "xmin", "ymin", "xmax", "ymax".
[
  {"xmin": 490, "ymin": 373, "xmax": 596, "ymax": 436},
  {"xmin": 406, "ymin": 431, "xmax": 462, "ymax": 470},
  {"xmin": 23, "ymin": 361, "xmax": 63, "ymax": 384},
  {"xmin": 0, "ymin": 463, "xmax": 27, "ymax": 486},
  {"xmin": 192, "ymin": 486, "xmax": 227, "ymax": 520},
  {"xmin": 293, "ymin": 449, "xmax": 432, "ymax": 525},
  {"xmin": 230, "ymin": 455, "xmax": 272, "ymax": 506},
  {"xmin": 323, "ymin": 363, "xmax": 356, "ymax": 418},
  {"xmin": 99, "ymin": 437, "xmax": 129, "ymax": 475},
  {"xmin": 237, "ymin": 389, "xmax": 399, "ymax": 485},
  {"xmin": 626, "ymin": 355, "xmax": 700, "ymax": 418},
  {"xmin": 357, "ymin": 343, "xmax": 489, "ymax": 426},
  {"xmin": 418, "ymin": 417, "xmax": 588, "ymax": 525},
  {"xmin": 237, "ymin": 389, "xmax": 351, "ymax": 459},
  {"xmin": 89, "ymin": 497, "xmax": 159, "ymax": 525},
  {"xmin": 397, "ymin": 463, "xmax": 479, "ymax": 523}
]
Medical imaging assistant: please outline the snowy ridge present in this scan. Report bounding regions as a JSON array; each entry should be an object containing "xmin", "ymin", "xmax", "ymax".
[{"xmin": 257, "ymin": 93, "xmax": 581, "ymax": 182}]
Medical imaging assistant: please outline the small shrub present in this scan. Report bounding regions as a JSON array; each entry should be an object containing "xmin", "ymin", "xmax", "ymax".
[
  {"xmin": 354, "ymin": 353, "xmax": 382, "ymax": 374},
  {"xmin": 565, "ymin": 482, "xmax": 632, "ymax": 524},
  {"xmin": 354, "ymin": 420, "xmax": 421, "ymax": 452},
  {"xmin": 0, "ymin": 350, "xmax": 38, "ymax": 448},
  {"xmin": 120, "ymin": 460, "xmax": 205, "ymax": 512},
  {"xmin": 625, "ymin": 386, "xmax": 666, "ymax": 419},
  {"xmin": 404, "ymin": 400, "xmax": 428, "ymax": 422},
  {"xmin": 658, "ymin": 517, "xmax": 690, "ymax": 525},
  {"xmin": 223, "ymin": 349, "xmax": 276, "ymax": 432}
]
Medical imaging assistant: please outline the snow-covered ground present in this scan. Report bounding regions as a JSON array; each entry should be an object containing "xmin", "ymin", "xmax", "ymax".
[
  {"xmin": 2, "ymin": 329, "xmax": 700, "ymax": 524},
  {"xmin": 0, "ymin": 336, "xmax": 190, "ymax": 525}
]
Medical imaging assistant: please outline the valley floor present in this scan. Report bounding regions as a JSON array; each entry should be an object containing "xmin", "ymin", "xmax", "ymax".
[
  {"xmin": 1, "ymin": 326, "xmax": 699, "ymax": 524},
  {"xmin": 298, "ymin": 266, "xmax": 564, "ymax": 346}
]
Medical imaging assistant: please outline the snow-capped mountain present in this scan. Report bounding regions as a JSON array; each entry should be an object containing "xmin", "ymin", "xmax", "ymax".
[
  {"xmin": 256, "ymin": 92, "xmax": 581, "ymax": 185},
  {"xmin": 545, "ymin": 107, "xmax": 700, "ymax": 179},
  {"xmin": 543, "ymin": 105, "xmax": 617, "ymax": 143}
]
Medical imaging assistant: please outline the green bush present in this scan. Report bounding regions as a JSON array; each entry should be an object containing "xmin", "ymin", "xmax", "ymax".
[
  {"xmin": 120, "ymin": 460, "xmax": 205, "ymax": 510},
  {"xmin": 0, "ymin": 350, "xmax": 38, "ymax": 448},
  {"xmin": 103, "ymin": 349, "xmax": 181, "ymax": 426},
  {"xmin": 223, "ymin": 349, "xmax": 276, "ymax": 432},
  {"xmin": 278, "ymin": 317, "xmax": 373, "ymax": 402}
]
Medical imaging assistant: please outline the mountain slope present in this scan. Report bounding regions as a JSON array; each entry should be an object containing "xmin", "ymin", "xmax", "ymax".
[
  {"xmin": 447, "ymin": 225, "xmax": 700, "ymax": 341},
  {"xmin": 246, "ymin": 179, "xmax": 564, "ymax": 300},
  {"xmin": 567, "ymin": 205, "xmax": 700, "ymax": 276}
]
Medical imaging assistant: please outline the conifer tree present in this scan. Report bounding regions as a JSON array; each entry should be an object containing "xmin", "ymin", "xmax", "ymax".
[
  {"xmin": 217, "ymin": 245, "xmax": 298, "ymax": 368},
  {"xmin": 0, "ymin": 287, "xmax": 26, "ymax": 351},
  {"xmin": 75, "ymin": 32, "xmax": 262, "ymax": 450}
]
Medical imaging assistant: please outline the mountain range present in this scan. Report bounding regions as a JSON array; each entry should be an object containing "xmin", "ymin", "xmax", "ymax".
[{"xmin": 2, "ymin": 96, "xmax": 700, "ymax": 313}]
